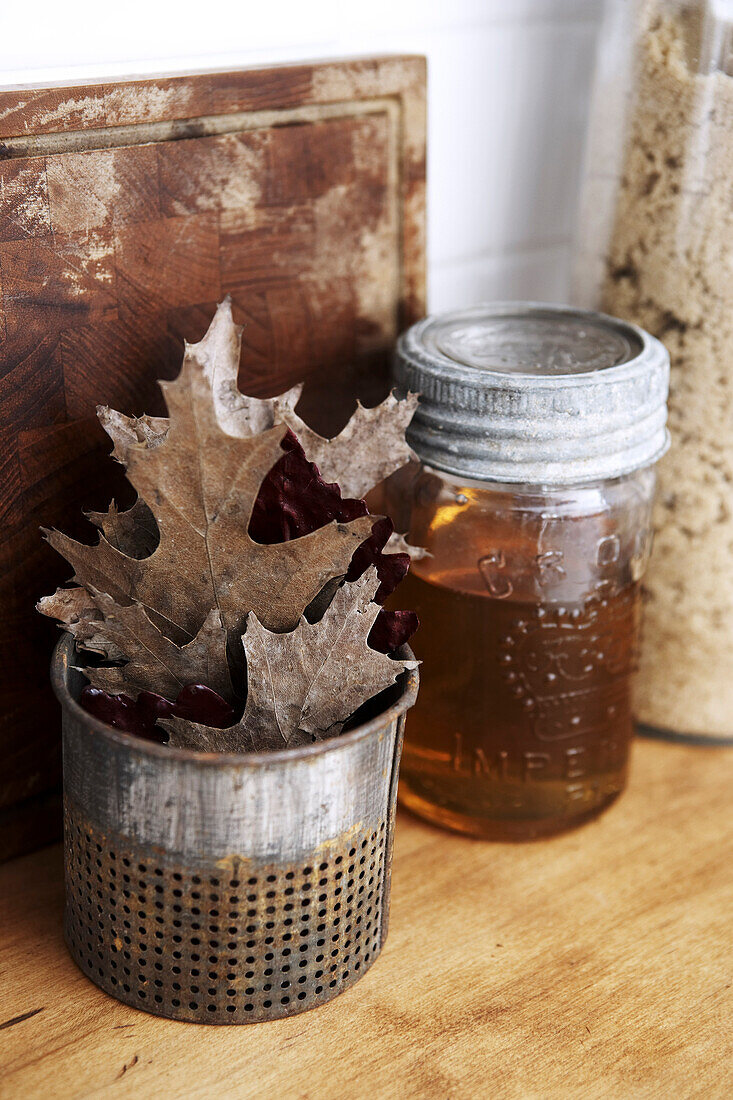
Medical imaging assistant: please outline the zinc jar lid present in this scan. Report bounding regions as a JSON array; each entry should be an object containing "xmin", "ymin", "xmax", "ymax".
[{"xmin": 393, "ymin": 302, "xmax": 670, "ymax": 485}]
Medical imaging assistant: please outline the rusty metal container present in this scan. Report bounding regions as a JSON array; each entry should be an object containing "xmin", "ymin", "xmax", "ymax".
[{"xmin": 52, "ymin": 634, "xmax": 418, "ymax": 1024}]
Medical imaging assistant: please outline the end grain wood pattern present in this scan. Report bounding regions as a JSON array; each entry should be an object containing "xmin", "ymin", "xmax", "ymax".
[{"xmin": 0, "ymin": 58, "xmax": 426, "ymax": 861}]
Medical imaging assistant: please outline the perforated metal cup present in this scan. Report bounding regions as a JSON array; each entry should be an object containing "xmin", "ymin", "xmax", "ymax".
[{"xmin": 53, "ymin": 634, "xmax": 418, "ymax": 1024}]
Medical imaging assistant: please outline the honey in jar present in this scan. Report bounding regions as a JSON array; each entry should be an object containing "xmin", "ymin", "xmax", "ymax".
[{"xmin": 391, "ymin": 305, "xmax": 669, "ymax": 839}]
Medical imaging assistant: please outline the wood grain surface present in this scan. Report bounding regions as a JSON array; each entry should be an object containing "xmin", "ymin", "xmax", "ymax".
[
  {"xmin": 0, "ymin": 58, "xmax": 426, "ymax": 860},
  {"xmin": 0, "ymin": 739, "xmax": 730, "ymax": 1100}
]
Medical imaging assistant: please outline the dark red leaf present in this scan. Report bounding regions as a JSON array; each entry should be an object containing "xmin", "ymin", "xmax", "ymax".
[
  {"xmin": 249, "ymin": 429, "xmax": 368, "ymax": 543},
  {"xmin": 368, "ymin": 610, "xmax": 419, "ymax": 655},
  {"xmin": 136, "ymin": 691, "xmax": 177, "ymax": 725},
  {"xmin": 80, "ymin": 681, "xmax": 236, "ymax": 742},
  {"xmin": 345, "ymin": 516, "xmax": 410, "ymax": 604},
  {"xmin": 251, "ymin": 429, "xmax": 417, "ymax": 654},
  {"xmin": 80, "ymin": 685, "xmax": 168, "ymax": 741},
  {"xmin": 173, "ymin": 684, "xmax": 236, "ymax": 728}
]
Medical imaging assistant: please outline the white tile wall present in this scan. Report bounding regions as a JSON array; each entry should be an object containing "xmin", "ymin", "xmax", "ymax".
[{"xmin": 0, "ymin": 0, "xmax": 603, "ymax": 313}]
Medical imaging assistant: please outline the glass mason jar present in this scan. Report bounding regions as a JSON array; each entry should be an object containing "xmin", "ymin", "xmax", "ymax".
[
  {"xmin": 391, "ymin": 304, "xmax": 669, "ymax": 840},
  {"xmin": 574, "ymin": 0, "xmax": 733, "ymax": 742}
]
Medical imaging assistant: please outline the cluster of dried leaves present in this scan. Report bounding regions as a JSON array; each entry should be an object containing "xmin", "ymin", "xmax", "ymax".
[{"xmin": 38, "ymin": 299, "xmax": 419, "ymax": 752}]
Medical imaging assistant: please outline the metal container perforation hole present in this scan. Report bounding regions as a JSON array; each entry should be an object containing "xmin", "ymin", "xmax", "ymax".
[{"xmin": 64, "ymin": 801, "xmax": 389, "ymax": 1023}]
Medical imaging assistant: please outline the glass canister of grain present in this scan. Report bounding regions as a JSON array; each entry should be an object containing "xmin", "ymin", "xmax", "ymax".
[
  {"xmin": 391, "ymin": 304, "xmax": 669, "ymax": 839},
  {"xmin": 574, "ymin": 0, "xmax": 733, "ymax": 742}
]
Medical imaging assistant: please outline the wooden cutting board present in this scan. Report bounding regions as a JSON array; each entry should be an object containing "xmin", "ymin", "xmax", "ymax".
[{"xmin": 0, "ymin": 58, "xmax": 426, "ymax": 861}]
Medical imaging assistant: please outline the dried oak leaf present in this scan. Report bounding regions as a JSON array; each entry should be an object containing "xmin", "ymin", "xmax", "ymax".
[
  {"xmin": 43, "ymin": 333, "xmax": 375, "ymax": 649},
  {"xmin": 85, "ymin": 497, "xmax": 159, "ymax": 558},
  {"xmin": 97, "ymin": 408, "xmax": 168, "ymax": 461},
  {"xmin": 79, "ymin": 590, "xmax": 233, "ymax": 704},
  {"xmin": 384, "ymin": 531, "xmax": 430, "ymax": 561},
  {"xmin": 37, "ymin": 499, "xmax": 160, "ymax": 658},
  {"xmin": 163, "ymin": 569, "xmax": 418, "ymax": 753},
  {"xmin": 275, "ymin": 387, "xmax": 419, "ymax": 500},
  {"xmin": 36, "ymin": 586, "xmax": 123, "ymax": 660},
  {"xmin": 110, "ymin": 297, "xmax": 418, "ymax": 499},
  {"xmin": 89, "ymin": 367, "xmax": 419, "ymax": 656}
]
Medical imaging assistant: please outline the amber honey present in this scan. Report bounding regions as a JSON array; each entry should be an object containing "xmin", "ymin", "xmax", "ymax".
[
  {"xmin": 389, "ymin": 469, "xmax": 654, "ymax": 840},
  {"xmin": 398, "ymin": 565, "xmax": 639, "ymax": 839}
]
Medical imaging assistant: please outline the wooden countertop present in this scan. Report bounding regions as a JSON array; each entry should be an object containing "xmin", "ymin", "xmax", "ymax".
[{"xmin": 1, "ymin": 739, "xmax": 731, "ymax": 1100}]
